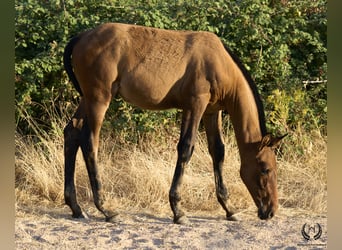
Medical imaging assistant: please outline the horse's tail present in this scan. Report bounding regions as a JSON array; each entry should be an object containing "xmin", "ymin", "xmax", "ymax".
[{"xmin": 63, "ymin": 35, "xmax": 83, "ymax": 96}]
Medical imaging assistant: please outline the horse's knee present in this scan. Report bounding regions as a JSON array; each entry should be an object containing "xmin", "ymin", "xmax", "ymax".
[
  {"xmin": 209, "ymin": 141, "xmax": 225, "ymax": 163},
  {"xmin": 177, "ymin": 140, "xmax": 194, "ymax": 163}
]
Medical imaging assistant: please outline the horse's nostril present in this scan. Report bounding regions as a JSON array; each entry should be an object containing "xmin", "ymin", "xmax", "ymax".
[
  {"xmin": 258, "ymin": 209, "xmax": 266, "ymax": 220},
  {"xmin": 268, "ymin": 211, "xmax": 274, "ymax": 219},
  {"xmin": 258, "ymin": 208, "xmax": 275, "ymax": 220}
]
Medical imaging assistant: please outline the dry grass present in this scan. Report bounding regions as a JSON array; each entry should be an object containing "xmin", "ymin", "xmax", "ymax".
[{"xmin": 15, "ymin": 106, "xmax": 327, "ymax": 218}]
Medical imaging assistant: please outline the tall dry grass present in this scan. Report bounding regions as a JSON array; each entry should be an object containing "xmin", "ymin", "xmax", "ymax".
[{"xmin": 15, "ymin": 103, "xmax": 327, "ymax": 217}]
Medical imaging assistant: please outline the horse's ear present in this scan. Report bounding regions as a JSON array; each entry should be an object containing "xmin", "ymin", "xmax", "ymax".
[
  {"xmin": 259, "ymin": 134, "xmax": 272, "ymax": 151},
  {"xmin": 259, "ymin": 133, "xmax": 287, "ymax": 151},
  {"xmin": 269, "ymin": 133, "xmax": 287, "ymax": 149}
]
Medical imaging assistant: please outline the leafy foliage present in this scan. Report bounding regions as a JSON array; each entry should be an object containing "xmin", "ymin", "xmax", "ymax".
[{"xmin": 15, "ymin": 0, "xmax": 327, "ymax": 138}]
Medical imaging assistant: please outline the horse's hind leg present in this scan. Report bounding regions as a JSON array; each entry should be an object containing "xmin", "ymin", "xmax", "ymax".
[
  {"xmin": 203, "ymin": 111, "xmax": 237, "ymax": 221},
  {"xmin": 80, "ymin": 96, "xmax": 118, "ymax": 222},
  {"xmin": 64, "ymin": 100, "xmax": 87, "ymax": 218}
]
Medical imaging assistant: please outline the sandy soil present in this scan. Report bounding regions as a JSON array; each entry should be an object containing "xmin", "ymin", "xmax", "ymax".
[{"xmin": 15, "ymin": 204, "xmax": 327, "ymax": 250}]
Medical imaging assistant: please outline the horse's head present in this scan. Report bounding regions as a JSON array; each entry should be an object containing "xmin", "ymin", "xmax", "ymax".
[{"xmin": 240, "ymin": 134, "xmax": 287, "ymax": 220}]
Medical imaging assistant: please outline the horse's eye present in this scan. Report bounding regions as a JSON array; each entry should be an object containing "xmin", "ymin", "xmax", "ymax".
[{"xmin": 261, "ymin": 168, "xmax": 270, "ymax": 175}]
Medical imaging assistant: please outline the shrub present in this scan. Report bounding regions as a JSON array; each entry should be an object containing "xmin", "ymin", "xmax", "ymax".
[{"xmin": 15, "ymin": 0, "xmax": 327, "ymax": 136}]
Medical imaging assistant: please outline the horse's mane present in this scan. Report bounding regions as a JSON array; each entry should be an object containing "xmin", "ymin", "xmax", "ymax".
[{"xmin": 222, "ymin": 43, "xmax": 267, "ymax": 136}]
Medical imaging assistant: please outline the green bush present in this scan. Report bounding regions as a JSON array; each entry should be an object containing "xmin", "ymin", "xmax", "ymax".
[{"xmin": 15, "ymin": 0, "xmax": 327, "ymax": 137}]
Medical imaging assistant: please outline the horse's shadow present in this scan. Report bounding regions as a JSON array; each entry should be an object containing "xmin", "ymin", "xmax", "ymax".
[
  {"xmin": 19, "ymin": 203, "xmax": 231, "ymax": 225},
  {"xmin": 18, "ymin": 204, "xmax": 170, "ymax": 224}
]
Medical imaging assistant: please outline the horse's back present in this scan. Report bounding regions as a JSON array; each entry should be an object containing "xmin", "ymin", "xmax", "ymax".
[
  {"xmin": 72, "ymin": 23, "xmax": 231, "ymax": 109},
  {"xmin": 74, "ymin": 22, "xmax": 225, "ymax": 69},
  {"xmin": 76, "ymin": 22, "xmax": 225, "ymax": 65}
]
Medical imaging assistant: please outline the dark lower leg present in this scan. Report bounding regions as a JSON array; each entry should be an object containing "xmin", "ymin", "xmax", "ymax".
[
  {"xmin": 80, "ymin": 118, "xmax": 117, "ymax": 221},
  {"xmin": 203, "ymin": 112, "xmax": 236, "ymax": 219},
  {"xmin": 213, "ymin": 151, "xmax": 237, "ymax": 219},
  {"xmin": 169, "ymin": 112, "xmax": 197, "ymax": 224},
  {"xmin": 64, "ymin": 121, "xmax": 85, "ymax": 218},
  {"xmin": 169, "ymin": 141, "xmax": 194, "ymax": 224},
  {"xmin": 214, "ymin": 168, "xmax": 235, "ymax": 219},
  {"xmin": 84, "ymin": 152, "xmax": 118, "ymax": 221},
  {"xmin": 169, "ymin": 154, "xmax": 194, "ymax": 224},
  {"xmin": 169, "ymin": 159, "xmax": 187, "ymax": 224}
]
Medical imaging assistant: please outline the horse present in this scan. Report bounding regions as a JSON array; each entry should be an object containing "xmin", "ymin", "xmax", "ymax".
[{"xmin": 63, "ymin": 22, "xmax": 286, "ymax": 224}]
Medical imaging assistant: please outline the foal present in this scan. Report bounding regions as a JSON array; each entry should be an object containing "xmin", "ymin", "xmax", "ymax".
[{"xmin": 63, "ymin": 23, "xmax": 286, "ymax": 224}]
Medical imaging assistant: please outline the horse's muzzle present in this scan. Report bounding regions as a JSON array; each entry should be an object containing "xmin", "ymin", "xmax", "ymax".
[{"xmin": 258, "ymin": 207, "xmax": 275, "ymax": 220}]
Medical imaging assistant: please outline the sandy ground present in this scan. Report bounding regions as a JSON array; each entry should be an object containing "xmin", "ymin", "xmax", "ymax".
[{"xmin": 15, "ymin": 204, "xmax": 327, "ymax": 250}]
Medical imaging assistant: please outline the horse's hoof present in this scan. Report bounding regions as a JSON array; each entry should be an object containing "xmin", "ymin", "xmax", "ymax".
[
  {"xmin": 174, "ymin": 215, "xmax": 190, "ymax": 225},
  {"xmin": 105, "ymin": 212, "xmax": 121, "ymax": 223},
  {"xmin": 227, "ymin": 214, "xmax": 239, "ymax": 221},
  {"xmin": 72, "ymin": 211, "xmax": 89, "ymax": 220}
]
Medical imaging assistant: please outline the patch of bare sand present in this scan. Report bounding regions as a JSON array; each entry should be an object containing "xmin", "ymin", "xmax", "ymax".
[{"xmin": 15, "ymin": 205, "xmax": 327, "ymax": 249}]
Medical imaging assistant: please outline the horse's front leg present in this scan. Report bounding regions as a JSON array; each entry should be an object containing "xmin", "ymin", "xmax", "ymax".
[
  {"xmin": 169, "ymin": 98, "xmax": 208, "ymax": 224},
  {"xmin": 169, "ymin": 110, "xmax": 194, "ymax": 224},
  {"xmin": 203, "ymin": 111, "xmax": 237, "ymax": 221}
]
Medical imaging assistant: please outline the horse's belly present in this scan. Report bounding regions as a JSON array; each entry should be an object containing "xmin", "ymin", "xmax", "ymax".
[
  {"xmin": 117, "ymin": 62, "xmax": 186, "ymax": 109},
  {"xmin": 118, "ymin": 80, "xmax": 177, "ymax": 110}
]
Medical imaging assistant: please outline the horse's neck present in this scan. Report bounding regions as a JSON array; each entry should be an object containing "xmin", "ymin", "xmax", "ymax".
[{"xmin": 228, "ymin": 76, "xmax": 263, "ymax": 154}]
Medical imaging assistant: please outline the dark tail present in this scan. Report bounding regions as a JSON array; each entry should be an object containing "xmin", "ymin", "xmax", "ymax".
[{"xmin": 63, "ymin": 35, "xmax": 83, "ymax": 96}]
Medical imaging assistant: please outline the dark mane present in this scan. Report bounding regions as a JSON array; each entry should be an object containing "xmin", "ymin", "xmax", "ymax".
[{"xmin": 222, "ymin": 43, "xmax": 267, "ymax": 136}]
